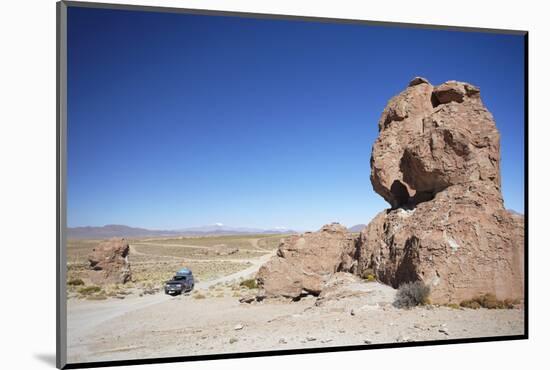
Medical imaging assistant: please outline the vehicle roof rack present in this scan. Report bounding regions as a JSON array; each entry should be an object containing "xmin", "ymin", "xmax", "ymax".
[{"xmin": 176, "ymin": 268, "xmax": 192, "ymax": 275}]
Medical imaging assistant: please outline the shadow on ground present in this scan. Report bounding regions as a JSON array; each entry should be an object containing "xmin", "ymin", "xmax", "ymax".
[{"xmin": 34, "ymin": 353, "xmax": 56, "ymax": 367}]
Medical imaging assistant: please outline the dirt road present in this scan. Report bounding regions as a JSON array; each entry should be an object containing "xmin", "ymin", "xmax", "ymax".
[{"xmin": 67, "ymin": 248, "xmax": 275, "ymax": 361}]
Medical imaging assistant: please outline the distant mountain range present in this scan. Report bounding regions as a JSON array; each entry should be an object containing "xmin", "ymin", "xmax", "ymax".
[
  {"xmin": 507, "ymin": 209, "xmax": 524, "ymax": 217},
  {"xmin": 67, "ymin": 224, "xmax": 297, "ymax": 239},
  {"xmin": 347, "ymin": 224, "xmax": 367, "ymax": 232}
]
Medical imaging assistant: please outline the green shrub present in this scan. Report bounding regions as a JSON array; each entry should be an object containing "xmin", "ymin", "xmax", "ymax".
[
  {"xmin": 67, "ymin": 278, "xmax": 85, "ymax": 286},
  {"xmin": 366, "ymin": 274, "xmax": 376, "ymax": 282},
  {"xmin": 394, "ymin": 281, "xmax": 431, "ymax": 308},
  {"xmin": 78, "ymin": 286, "xmax": 101, "ymax": 295},
  {"xmin": 239, "ymin": 279, "xmax": 258, "ymax": 289}
]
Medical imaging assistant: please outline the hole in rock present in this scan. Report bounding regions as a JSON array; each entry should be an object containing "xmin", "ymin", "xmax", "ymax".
[
  {"xmin": 390, "ymin": 180, "xmax": 410, "ymax": 209},
  {"xmin": 409, "ymin": 191, "xmax": 435, "ymax": 206}
]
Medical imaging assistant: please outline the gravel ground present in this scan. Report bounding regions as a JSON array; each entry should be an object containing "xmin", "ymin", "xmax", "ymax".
[{"xmin": 67, "ymin": 281, "xmax": 524, "ymax": 364}]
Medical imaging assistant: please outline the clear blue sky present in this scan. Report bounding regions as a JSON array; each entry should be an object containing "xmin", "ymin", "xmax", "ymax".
[{"xmin": 67, "ymin": 7, "xmax": 525, "ymax": 231}]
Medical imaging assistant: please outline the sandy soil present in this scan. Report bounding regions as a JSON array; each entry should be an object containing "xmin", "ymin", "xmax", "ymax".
[
  {"xmin": 67, "ymin": 280, "xmax": 524, "ymax": 364},
  {"xmin": 67, "ymin": 235, "xmax": 523, "ymax": 364}
]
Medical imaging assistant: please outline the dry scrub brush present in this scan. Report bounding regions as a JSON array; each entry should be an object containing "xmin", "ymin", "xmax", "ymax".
[{"xmin": 394, "ymin": 281, "xmax": 431, "ymax": 308}]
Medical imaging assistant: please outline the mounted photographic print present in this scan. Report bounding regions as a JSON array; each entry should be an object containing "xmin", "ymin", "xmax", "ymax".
[{"xmin": 56, "ymin": 1, "xmax": 528, "ymax": 368}]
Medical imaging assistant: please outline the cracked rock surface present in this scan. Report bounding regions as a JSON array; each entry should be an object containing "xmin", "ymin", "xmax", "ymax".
[
  {"xmin": 360, "ymin": 77, "xmax": 524, "ymax": 303},
  {"xmin": 257, "ymin": 77, "xmax": 524, "ymax": 304}
]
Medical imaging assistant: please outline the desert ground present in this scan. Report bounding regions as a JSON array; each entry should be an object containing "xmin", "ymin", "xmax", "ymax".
[{"xmin": 66, "ymin": 234, "xmax": 524, "ymax": 364}]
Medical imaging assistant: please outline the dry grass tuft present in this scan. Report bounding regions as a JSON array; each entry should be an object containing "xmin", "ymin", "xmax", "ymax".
[
  {"xmin": 78, "ymin": 286, "xmax": 101, "ymax": 295},
  {"xmin": 67, "ymin": 278, "xmax": 85, "ymax": 286},
  {"xmin": 460, "ymin": 294, "xmax": 520, "ymax": 309}
]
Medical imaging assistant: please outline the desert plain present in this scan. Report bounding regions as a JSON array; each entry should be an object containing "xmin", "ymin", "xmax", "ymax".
[
  {"xmin": 66, "ymin": 77, "xmax": 525, "ymax": 364},
  {"xmin": 66, "ymin": 233, "xmax": 523, "ymax": 364}
]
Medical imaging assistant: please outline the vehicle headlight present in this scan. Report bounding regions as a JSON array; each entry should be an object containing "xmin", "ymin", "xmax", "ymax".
[{"xmin": 176, "ymin": 284, "xmax": 182, "ymax": 288}]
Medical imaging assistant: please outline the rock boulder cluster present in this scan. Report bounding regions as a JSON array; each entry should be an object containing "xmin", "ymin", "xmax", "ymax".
[
  {"xmin": 87, "ymin": 238, "xmax": 132, "ymax": 285},
  {"xmin": 257, "ymin": 77, "xmax": 524, "ymax": 304}
]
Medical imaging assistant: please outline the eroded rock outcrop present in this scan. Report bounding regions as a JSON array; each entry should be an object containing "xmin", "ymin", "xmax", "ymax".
[
  {"xmin": 256, "ymin": 223, "xmax": 357, "ymax": 299},
  {"xmin": 87, "ymin": 238, "xmax": 132, "ymax": 284},
  {"xmin": 360, "ymin": 77, "xmax": 524, "ymax": 303},
  {"xmin": 371, "ymin": 78, "xmax": 501, "ymax": 209},
  {"xmin": 255, "ymin": 77, "xmax": 524, "ymax": 305}
]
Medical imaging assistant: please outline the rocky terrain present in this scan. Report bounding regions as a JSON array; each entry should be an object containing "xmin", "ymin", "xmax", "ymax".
[
  {"xmin": 67, "ymin": 77, "xmax": 525, "ymax": 364},
  {"xmin": 67, "ymin": 277, "xmax": 523, "ymax": 364},
  {"xmin": 362, "ymin": 77, "xmax": 524, "ymax": 303},
  {"xmin": 257, "ymin": 77, "xmax": 524, "ymax": 304}
]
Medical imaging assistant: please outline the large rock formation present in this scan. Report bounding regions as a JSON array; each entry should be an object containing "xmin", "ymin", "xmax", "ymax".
[
  {"xmin": 359, "ymin": 77, "xmax": 524, "ymax": 303},
  {"xmin": 371, "ymin": 78, "xmax": 501, "ymax": 209},
  {"xmin": 87, "ymin": 238, "xmax": 132, "ymax": 284},
  {"xmin": 256, "ymin": 223, "xmax": 357, "ymax": 299},
  {"xmin": 255, "ymin": 77, "xmax": 524, "ymax": 305}
]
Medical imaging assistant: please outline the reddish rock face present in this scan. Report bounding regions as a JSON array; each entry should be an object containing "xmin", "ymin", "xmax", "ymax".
[
  {"xmin": 371, "ymin": 77, "xmax": 501, "ymax": 209},
  {"xmin": 256, "ymin": 223, "xmax": 357, "ymax": 299},
  {"xmin": 256, "ymin": 77, "xmax": 524, "ymax": 304},
  {"xmin": 87, "ymin": 238, "xmax": 132, "ymax": 284},
  {"xmin": 361, "ymin": 77, "xmax": 524, "ymax": 303},
  {"xmin": 359, "ymin": 191, "xmax": 524, "ymax": 303}
]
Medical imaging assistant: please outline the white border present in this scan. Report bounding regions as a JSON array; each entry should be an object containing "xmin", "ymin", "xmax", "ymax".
[{"xmin": 2, "ymin": 0, "xmax": 547, "ymax": 369}]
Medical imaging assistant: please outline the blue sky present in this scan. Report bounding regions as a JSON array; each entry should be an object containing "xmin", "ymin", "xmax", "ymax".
[{"xmin": 67, "ymin": 7, "xmax": 525, "ymax": 231}]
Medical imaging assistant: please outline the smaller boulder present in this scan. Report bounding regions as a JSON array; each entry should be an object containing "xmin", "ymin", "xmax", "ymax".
[
  {"xmin": 87, "ymin": 238, "xmax": 131, "ymax": 284},
  {"xmin": 256, "ymin": 223, "xmax": 357, "ymax": 299}
]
